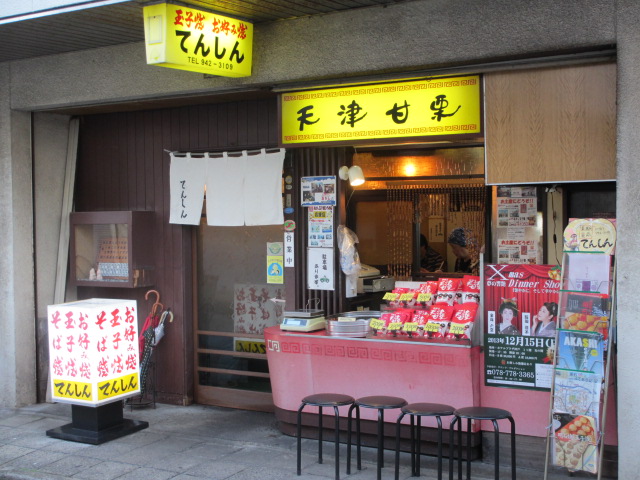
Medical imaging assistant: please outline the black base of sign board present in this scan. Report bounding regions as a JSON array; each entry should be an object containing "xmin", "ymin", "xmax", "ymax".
[{"xmin": 46, "ymin": 401, "xmax": 148, "ymax": 445}]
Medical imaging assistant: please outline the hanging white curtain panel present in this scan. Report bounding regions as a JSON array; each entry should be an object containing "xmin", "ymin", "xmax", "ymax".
[{"xmin": 169, "ymin": 148, "xmax": 285, "ymax": 226}]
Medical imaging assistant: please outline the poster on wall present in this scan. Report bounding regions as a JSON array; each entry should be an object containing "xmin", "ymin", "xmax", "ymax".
[
  {"xmin": 308, "ymin": 206, "xmax": 334, "ymax": 247},
  {"xmin": 307, "ymin": 247, "xmax": 335, "ymax": 290},
  {"xmin": 493, "ymin": 186, "xmax": 543, "ymax": 265},
  {"xmin": 233, "ymin": 283, "xmax": 284, "ymax": 334},
  {"xmin": 301, "ymin": 176, "xmax": 336, "ymax": 206},
  {"xmin": 484, "ymin": 264, "xmax": 561, "ymax": 390}
]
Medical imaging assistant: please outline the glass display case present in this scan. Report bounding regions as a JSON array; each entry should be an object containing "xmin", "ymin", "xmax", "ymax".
[{"xmin": 70, "ymin": 211, "xmax": 155, "ymax": 288}]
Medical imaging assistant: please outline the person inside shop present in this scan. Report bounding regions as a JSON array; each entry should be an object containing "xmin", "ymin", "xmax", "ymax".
[
  {"xmin": 447, "ymin": 227, "xmax": 479, "ymax": 274},
  {"xmin": 419, "ymin": 233, "xmax": 446, "ymax": 273},
  {"xmin": 498, "ymin": 298, "xmax": 521, "ymax": 335},
  {"xmin": 532, "ymin": 301, "xmax": 558, "ymax": 337}
]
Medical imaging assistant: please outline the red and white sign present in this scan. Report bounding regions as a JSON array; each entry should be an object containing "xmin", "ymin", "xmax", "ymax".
[{"xmin": 47, "ymin": 298, "xmax": 140, "ymax": 406}]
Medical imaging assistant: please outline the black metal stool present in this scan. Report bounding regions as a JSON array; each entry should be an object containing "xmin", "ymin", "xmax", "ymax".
[
  {"xmin": 448, "ymin": 406, "xmax": 516, "ymax": 480},
  {"xmin": 347, "ymin": 395, "xmax": 407, "ymax": 480},
  {"xmin": 296, "ymin": 393, "xmax": 355, "ymax": 480},
  {"xmin": 394, "ymin": 402, "xmax": 455, "ymax": 480}
]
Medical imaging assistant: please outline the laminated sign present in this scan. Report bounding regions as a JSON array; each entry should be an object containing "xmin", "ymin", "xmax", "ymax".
[{"xmin": 47, "ymin": 299, "xmax": 141, "ymax": 406}]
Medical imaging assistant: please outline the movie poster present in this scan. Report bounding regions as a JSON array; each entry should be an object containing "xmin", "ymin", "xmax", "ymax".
[{"xmin": 484, "ymin": 264, "xmax": 561, "ymax": 390}]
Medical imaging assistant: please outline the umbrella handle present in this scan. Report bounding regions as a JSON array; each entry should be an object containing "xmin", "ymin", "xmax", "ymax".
[{"xmin": 145, "ymin": 289, "xmax": 163, "ymax": 317}]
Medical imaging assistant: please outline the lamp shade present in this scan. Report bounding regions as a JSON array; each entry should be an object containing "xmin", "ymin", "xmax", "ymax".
[{"xmin": 348, "ymin": 165, "xmax": 365, "ymax": 186}]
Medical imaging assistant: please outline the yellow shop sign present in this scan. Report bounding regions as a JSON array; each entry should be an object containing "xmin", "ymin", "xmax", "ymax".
[
  {"xmin": 143, "ymin": 3, "xmax": 253, "ymax": 77},
  {"xmin": 280, "ymin": 76, "xmax": 481, "ymax": 145}
]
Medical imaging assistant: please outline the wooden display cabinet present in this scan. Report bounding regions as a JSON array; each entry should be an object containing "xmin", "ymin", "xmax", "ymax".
[{"xmin": 70, "ymin": 211, "xmax": 155, "ymax": 288}]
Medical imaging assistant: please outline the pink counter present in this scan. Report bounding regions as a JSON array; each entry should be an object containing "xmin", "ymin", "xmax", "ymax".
[{"xmin": 265, "ymin": 326, "xmax": 617, "ymax": 443}]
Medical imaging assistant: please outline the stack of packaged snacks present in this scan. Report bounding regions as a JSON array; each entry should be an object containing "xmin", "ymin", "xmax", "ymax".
[{"xmin": 371, "ymin": 275, "xmax": 481, "ymax": 341}]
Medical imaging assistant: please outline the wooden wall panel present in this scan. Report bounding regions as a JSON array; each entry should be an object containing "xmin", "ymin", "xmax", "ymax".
[
  {"xmin": 75, "ymin": 98, "xmax": 279, "ymax": 404},
  {"xmin": 485, "ymin": 63, "xmax": 616, "ymax": 184}
]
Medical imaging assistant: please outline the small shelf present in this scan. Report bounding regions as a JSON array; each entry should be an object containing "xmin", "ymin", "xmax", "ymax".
[{"xmin": 70, "ymin": 211, "xmax": 155, "ymax": 288}]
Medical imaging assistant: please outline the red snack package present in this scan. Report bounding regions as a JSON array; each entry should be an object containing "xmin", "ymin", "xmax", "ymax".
[
  {"xmin": 425, "ymin": 304, "xmax": 455, "ymax": 338},
  {"xmin": 446, "ymin": 303, "xmax": 478, "ymax": 340},
  {"xmin": 405, "ymin": 309, "xmax": 429, "ymax": 337},
  {"xmin": 416, "ymin": 281, "xmax": 438, "ymax": 306},
  {"xmin": 435, "ymin": 278, "xmax": 461, "ymax": 305},
  {"xmin": 389, "ymin": 287, "xmax": 409, "ymax": 308},
  {"xmin": 461, "ymin": 275, "xmax": 481, "ymax": 304},
  {"xmin": 386, "ymin": 309, "xmax": 411, "ymax": 337},
  {"xmin": 371, "ymin": 312, "xmax": 391, "ymax": 336}
]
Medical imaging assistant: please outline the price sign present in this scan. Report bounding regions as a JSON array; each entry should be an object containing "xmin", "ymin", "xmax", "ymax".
[
  {"xmin": 417, "ymin": 293, "xmax": 432, "ymax": 302},
  {"xmin": 369, "ymin": 319, "xmax": 385, "ymax": 330},
  {"xmin": 425, "ymin": 323, "xmax": 441, "ymax": 333},
  {"xmin": 403, "ymin": 322, "xmax": 419, "ymax": 333},
  {"xmin": 399, "ymin": 293, "xmax": 414, "ymax": 301},
  {"xmin": 449, "ymin": 323, "xmax": 465, "ymax": 335},
  {"xmin": 337, "ymin": 316, "xmax": 356, "ymax": 322},
  {"xmin": 383, "ymin": 292, "xmax": 399, "ymax": 301},
  {"xmin": 387, "ymin": 322, "xmax": 403, "ymax": 331}
]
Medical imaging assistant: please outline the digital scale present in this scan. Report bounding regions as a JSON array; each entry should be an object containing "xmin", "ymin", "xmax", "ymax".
[{"xmin": 280, "ymin": 309, "xmax": 326, "ymax": 332}]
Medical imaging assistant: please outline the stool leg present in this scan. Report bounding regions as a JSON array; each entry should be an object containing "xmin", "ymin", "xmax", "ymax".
[
  {"xmin": 457, "ymin": 417, "xmax": 463, "ymax": 480},
  {"xmin": 492, "ymin": 419, "xmax": 500, "ymax": 480},
  {"xmin": 436, "ymin": 415, "xmax": 443, "ymax": 480},
  {"xmin": 333, "ymin": 405, "xmax": 340, "ymax": 480},
  {"xmin": 448, "ymin": 416, "xmax": 457, "ymax": 480},
  {"xmin": 347, "ymin": 404, "xmax": 354, "ymax": 475},
  {"xmin": 297, "ymin": 403, "xmax": 305, "ymax": 475},
  {"xmin": 509, "ymin": 416, "xmax": 516, "ymax": 480},
  {"xmin": 356, "ymin": 406, "xmax": 362, "ymax": 470},
  {"xmin": 377, "ymin": 408, "xmax": 384, "ymax": 480},
  {"xmin": 410, "ymin": 414, "xmax": 416, "ymax": 475},
  {"xmin": 319, "ymin": 406, "xmax": 324, "ymax": 464},
  {"xmin": 395, "ymin": 412, "xmax": 406, "ymax": 480},
  {"xmin": 466, "ymin": 418, "xmax": 471, "ymax": 480},
  {"xmin": 416, "ymin": 416, "xmax": 422, "ymax": 477}
]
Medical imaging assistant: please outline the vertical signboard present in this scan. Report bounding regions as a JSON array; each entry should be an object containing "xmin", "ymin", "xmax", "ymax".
[{"xmin": 47, "ymin": 299, "xmax": 140, "ymax": 406}]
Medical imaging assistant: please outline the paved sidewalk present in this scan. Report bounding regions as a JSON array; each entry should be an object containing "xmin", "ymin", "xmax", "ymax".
[{"xmin": 0, "ymin": 402, "xmax": 603, "ymax": 480}]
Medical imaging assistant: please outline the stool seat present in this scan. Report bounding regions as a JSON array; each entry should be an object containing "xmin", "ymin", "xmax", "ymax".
[
  {"xmin": 395, "ymin": 403, "xmax": 454, "ymax": 480},
  {"xmin": 449, "ymin": 406, "xmax": 516, "ymax": 480},
  {"xmin": 303, "ymin": 393, "xmax": 355, "ymax": 407},
  {"xmin": 348, "ymin": 395, "xmax": 407, "ymax": 480},
  {"xmin": 297, "ymin": 393, "xmax": 355, "ymax": 480},
  {"xmin": 403, "ymin": 402, "xmax": 455, "ymax": 417},
  {"xmin": 356, "ymin": 395, "xmax": 407, "ymax": 409},
  {"xmin": 454, "ymin": 406, "xmax": 511, "ymax": 420}
]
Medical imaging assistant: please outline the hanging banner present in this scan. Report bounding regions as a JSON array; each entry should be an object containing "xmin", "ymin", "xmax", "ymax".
[
  {"xmin": 484, "ymin": 264, "xmax": 561, "ymax": 391},
  {"xmin": 143, "ymin": 3, "xmax": 253, "ymax": 77},
  {"xmin": 307, "ymin": 247, "xmax": 334, "ymax": 290},
  {"xmin": 281, "ymin": 75, "xmax": 481, "ymax": 146}
]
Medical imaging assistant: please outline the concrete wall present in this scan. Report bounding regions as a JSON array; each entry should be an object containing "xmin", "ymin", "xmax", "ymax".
[
  {"xmin": 613, "ymin": 1, "xmax": 640, "ymax": 478},
  {"xmin": 8, "ymin": 0, "xmax": 615, "ymax": 111},
  {"xmin": 0, "ymin": 63, "xmax": 36, "ymax": 407}
]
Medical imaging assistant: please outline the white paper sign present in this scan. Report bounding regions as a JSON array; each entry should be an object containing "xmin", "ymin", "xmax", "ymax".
[
  {"xmin": 307, "ymin": 247, "xmax": 334, "ymax": 290},
  {"xmin": 308, "ymin": 206, "xmax": 334, "ymax": 247},
  {"xmin": 284, "ymin": 231, "xmax": 295, "ymax": 267}
]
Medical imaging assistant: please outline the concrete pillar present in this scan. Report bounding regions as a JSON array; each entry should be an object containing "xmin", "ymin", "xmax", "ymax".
[
  {"xmin": 615, "ymin": 0, "xmax": 640, "ymax": 477},
  {"xmin": 0, "ymin": 64, "xmax": 37, "ymax": 407}
]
